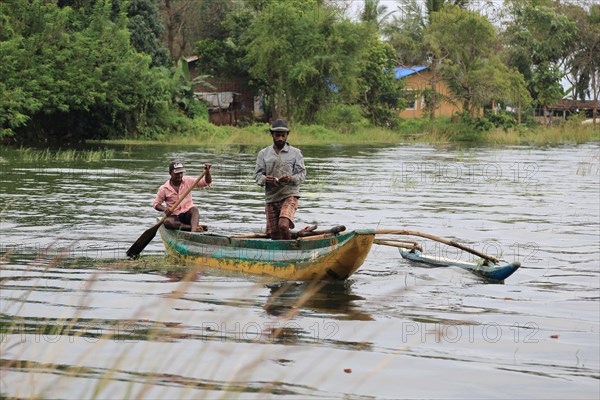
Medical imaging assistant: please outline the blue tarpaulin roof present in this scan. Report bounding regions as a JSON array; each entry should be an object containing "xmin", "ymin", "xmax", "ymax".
[{"xmin": 394, "ymin": 66, "xmax": 428, "ymax": 79}]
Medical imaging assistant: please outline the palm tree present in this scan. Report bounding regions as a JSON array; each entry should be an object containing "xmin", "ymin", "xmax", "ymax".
[{"xmin": 361, "ymin": 0, "xmax": 395, "ymax": 27}]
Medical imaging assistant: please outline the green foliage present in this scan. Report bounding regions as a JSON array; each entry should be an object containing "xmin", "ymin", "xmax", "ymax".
[
  {"xmin": 447, "ymin": 112, "xmax": 488, "ymax": 141},
  {"xmin": 502, "ymin": 0, "xmax": 578, "ymax": 109},
  {"xmin": 244, "ymin": 2, "xmax": 369, "ymax": 122},
  {"xmin": 127, "ymin": 0, "xmax": 170, "ymax": 67},
  {"xmin": 295, "ymin": 124, "xmax": 339, "ymax": 141},
  {"xmin": 426, "ymin": 5, "xmax": 496, "ymax": 114},
  {"xmin": 195, "ymin": 39, "xmax": 231, "ymax": 77},
  {"xmin": 357, "ymin": 39, "xmax": 405, "ymax": 127},
  {"xmin": 395, "ymin": 117, "xmax": 429, "ymax": 135},
  {"xmin": 485, "ymin": 110, "xmax": 518, "ymax": 131},
  {"xmin": 171, "ymin": 57, "xmax": 215, "ymax": 118},
  {"xmin": 441, "ymin": 110, "xmax": 520, "ymax": 141},
  {"xmin": 385, "ymin": 0, "xmax": 457, "ymax": 65},
  {"xmin": 313, "ymin": 104, "xmax": 370, "ymax": 133},
  {"xmin": 186, "ymin": 100, "xmax": 209, "ymax": 120},
  {"xmin": 0, "ymin": 0, "xmax": 592, "ymax": 144},
  {"xmin": 0, "ymin": 0, "xmax": 178, "ymax": 142}
]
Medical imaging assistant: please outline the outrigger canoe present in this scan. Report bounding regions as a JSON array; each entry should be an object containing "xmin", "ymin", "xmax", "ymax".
[
  {"xmin": 158, "ymin": 226, "xmax": 376, "ymax": 281},
  {"xmin": 398, "ymin": 248, "xmax": 520, "ymax": 281},
  {"xmin": 372, "ymin": 231, "xmax": 521, "ymax": 282}
]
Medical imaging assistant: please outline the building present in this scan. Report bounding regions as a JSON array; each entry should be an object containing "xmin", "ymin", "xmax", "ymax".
[
  {"xmin": 395, "ymin": 66, "xmax": 466, "ymax": 119},
  {"xmin": 541, "ymin": 99, "xmax": 599, "ymax": 121},
  {"xmin": 185, "ymin": 56, "xmax": 257, "ymax": 126}
]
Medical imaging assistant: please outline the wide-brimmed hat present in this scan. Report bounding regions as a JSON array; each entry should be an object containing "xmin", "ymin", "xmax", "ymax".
[
  {"xmin": 169, "ymin": 160, "xmax": 185, "ymax": 174},
  {"xmin": 269, "ymin": 119, "xmax": 289, "ymax": 133}
]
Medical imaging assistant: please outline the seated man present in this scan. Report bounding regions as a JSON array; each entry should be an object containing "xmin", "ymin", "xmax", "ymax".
[{"xmin": 153, "ymin": 160, "xmax": 212, "ymax": 232}]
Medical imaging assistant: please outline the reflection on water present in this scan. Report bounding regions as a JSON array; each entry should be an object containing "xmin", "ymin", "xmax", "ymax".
[
  {"xmin": 1, "ymin": 142, "xmax": 599, "ymax": 399},
  {"xmin": 264, "ymin": 281, "xmax": 374, "ymax": 321}
]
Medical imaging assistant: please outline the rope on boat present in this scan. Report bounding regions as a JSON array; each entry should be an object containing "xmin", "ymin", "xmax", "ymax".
[{"xmin": 373, "ymin": 229, "xmax": 499, "ymax": 263}]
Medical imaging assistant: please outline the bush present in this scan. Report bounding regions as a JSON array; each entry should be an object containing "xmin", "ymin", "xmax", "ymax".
[
  {"xmin": 485, "ymin": 110, "xmax": 517, "ymax": 131},
  {"xmin": 297, "ymin": 124, "xmax": 338, "ymax": 140},
  {"xmin": 186, "ymin": 100, "xmax": 209, "ymax": 120},
  {"xmin": 396, "ymin": 118, "xmax": 430, "ymax": 135},
  {"xmin": 313, "ymin": 104, "xmax": 369, "ymax": 134},
  {"xmin": 368, "ymin": 106, "xmax": 403, "ymax": 129}
]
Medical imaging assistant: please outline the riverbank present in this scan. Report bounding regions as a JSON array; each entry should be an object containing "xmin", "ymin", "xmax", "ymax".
[{"xmin": 98, "ymin": 118, "xmax": 599, "ymax": 147}]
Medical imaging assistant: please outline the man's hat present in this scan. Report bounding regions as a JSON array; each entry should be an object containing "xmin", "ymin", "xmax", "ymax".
[
  {"xmin": 169, "ymin": 160, "xmax": 185, "ymax": 174},
  {"xmin": 269, "ymin": 119, "xmax": 289, "ymax": 133}
]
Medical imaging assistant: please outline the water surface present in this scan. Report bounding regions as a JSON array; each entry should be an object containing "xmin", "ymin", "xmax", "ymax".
[{"xmin": 1, "ymin": 142, "xmax": 599, "ymax": 399}]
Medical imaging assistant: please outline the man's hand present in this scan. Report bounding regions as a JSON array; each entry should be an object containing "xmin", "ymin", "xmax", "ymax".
[
  {"xmin": 266, "ymin": 175, "xmax": 279, "ymax": 185},
  {"xmin": 278, "ymin": 175, "xmax": 292, "ymax": 183},
  {"xmin": 156, "ymin": 205, "xmax": 172, "ymax": 216}
]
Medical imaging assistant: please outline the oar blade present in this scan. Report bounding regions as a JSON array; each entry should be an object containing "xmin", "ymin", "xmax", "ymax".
[{"xmin": 126, "ymin": 224, "xmax": 160, "ymax": 258}]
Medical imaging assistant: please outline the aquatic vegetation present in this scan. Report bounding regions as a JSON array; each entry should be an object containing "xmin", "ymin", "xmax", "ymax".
[{"xmin": 16, "ymin": 147, "xmax": 116, "ymax": 162}]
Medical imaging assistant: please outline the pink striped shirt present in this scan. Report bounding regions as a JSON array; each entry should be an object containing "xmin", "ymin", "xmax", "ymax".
[{"xmin": 152, "ymin": 176, "xmax": 210, "ymax": 215}]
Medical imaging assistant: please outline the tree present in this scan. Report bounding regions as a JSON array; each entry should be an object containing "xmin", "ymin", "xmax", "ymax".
[
  {"xmin": 127, "ymin": 0, "xmax": 170, "ymax": 67},
  {"xmin": 384, "ymin": 0, "xmax": 466, "ymax": 118},
  {"xmin": 357, "ymin": 39, "xmax": 405, "ymax": 126},
  {"xmin": 361, "ymin": 0, "xmax": 393, "ymax": 27},
  {"xmin": 55, "ymin": 0, "xmax": 170, "ymax": 67},
  {"xmin": 244, "ymin": 1, "xmax": 368, "ymax": 122},
  {"xmin": 384, "ymin": 0, "xmax": 453, "ymax": 66},
  {"xmin": 159, "ymin": 0, "xmax": 235, "ymax": 60},
  {"xmin": 0, "ymin": 0, "xmax": 175, "ymax": 141},
  {"xmin": 559, "ymin": 2, "xmax": 600, "ymax": 122},
  {"xmin": 160, "ymin": 0, "xmax": 193, "ymax": 60},
  {"xmin": 425, "ymin": 4, "xmax": 529, "ymax": 116},
  {"xmin": 502, "ymin": 0, "xmax": 578, "ymax": 126}
]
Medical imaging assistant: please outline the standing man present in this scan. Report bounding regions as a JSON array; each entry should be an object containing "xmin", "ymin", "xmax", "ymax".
[
  {"xmin": 255, "ymin": 119, "xmax": 306, "ymax": 240},
  {"xmin": 153, "ymin": 160, "xmax": 212, "ymax": 232}
]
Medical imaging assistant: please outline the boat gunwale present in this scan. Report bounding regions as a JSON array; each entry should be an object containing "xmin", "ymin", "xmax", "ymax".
[{"xmin": 161, "ymin": 228, "xmax": 375, "ymax": 252}]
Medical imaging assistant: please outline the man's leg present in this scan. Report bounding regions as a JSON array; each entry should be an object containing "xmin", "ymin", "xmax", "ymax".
[
  {"xmin": 163, "ymin": 209, "xmax": 205, "ymax": 231},
  {"xmin": 265, "ymin": 201, "xmax": 281, "ymax": 240},
  {"xmin": 163, "ymin": 216, "xmax": 183, "ymax": 230},
  {"xmin": 276, "ymin": 197, "xmax": 298, "ymax": 240},
  {"xmin": 277, "ymin": 217, "xmax": 292, "ymax": 240},
  {"xmin": 187, "ymin": 207, "xmax": 205, "ymax": 232}
]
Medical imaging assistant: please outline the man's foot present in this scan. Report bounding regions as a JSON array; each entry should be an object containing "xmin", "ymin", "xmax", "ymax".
[
  {"xmin": 192, "ymin": 225, "xmax": 208, "ymax": 232},
  {"xmin": 295, "ymin": 224, "xmax": 318, "ymax": 238}
]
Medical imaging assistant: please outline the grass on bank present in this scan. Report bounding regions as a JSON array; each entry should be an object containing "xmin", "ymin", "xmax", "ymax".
[{"xmin": 99, "ymin": 116, "xmax": 600, "ymax": 148}]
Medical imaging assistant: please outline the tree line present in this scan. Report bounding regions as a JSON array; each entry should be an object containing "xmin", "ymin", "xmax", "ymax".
[{"xmin": 1, "ymin": 0, "xmax": 598, "ymax": 143}]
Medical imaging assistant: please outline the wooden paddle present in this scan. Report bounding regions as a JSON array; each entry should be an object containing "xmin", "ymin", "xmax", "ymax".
[
  {"xmin": 373, "ymin": 229, "xmax": 498, "ymax": 263},
  {"xmin": 126, "ymin": 170, "xmax": 207, "ymax": 258}
]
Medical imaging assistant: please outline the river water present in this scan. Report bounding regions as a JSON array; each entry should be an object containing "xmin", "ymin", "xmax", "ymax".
[{"xmin": 1, "ymin": 142, "xmax": 599, "ymax": 399}]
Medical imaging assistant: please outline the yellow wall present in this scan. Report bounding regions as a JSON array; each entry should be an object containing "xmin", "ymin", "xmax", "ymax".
[{"xmin": 398, "ymin": 69, "xmax": 464, "ymax": 119}]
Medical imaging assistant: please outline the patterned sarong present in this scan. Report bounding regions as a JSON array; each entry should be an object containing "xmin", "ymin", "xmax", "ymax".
[{"xmin": 265, "ymin": 196, "xmax": 298, "ymax": 234}]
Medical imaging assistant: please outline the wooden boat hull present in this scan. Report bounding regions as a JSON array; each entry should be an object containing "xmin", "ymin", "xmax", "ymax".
[
  {"xmin": 159, "ymin": 226, "xmax": 375, "ymax": 281},
  {"xmin": 399, "ymin": 248, "xmax": 520, "ymax": 281}
]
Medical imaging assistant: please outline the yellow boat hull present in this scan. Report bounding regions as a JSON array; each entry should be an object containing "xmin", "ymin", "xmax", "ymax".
[{"xmin": 159, "ymin": 227, "xmax": 375, "ymax": 281}]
